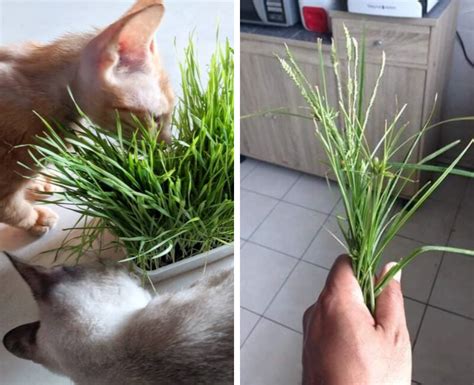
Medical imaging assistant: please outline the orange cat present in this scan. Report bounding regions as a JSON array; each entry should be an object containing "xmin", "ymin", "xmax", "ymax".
[{"xmin": 0, "ymin": 0, "xmax": 174, "ymax": 235}]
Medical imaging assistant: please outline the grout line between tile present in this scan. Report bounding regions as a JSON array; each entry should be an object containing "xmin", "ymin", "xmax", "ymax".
[
  {"xmin": 244, "ymin": 184, "xmax": 453, "ymax": 247},
  {"xmin": 241, "ymin": 305, "xmax": 262, "ymax": 317},
  {"xmin": 241, "ymin": 305, "xmax": 304, "ymax": 335},
  {"xmin": 241, "ymin": 316, "xmax": 263, "ymax": 348},
  {"xmin": 240, "ymin": 158, "xmax": 260, "ymax": 183},
  {"xmin": 240, "ymin": 306, "xmax": 263, "ymax": 348},
  {"xmin": 243, "ymin": 258, "xmax": 325, "ymax": 344},
  {"xmin": 259, "ymin": 213, "xmax": 332, "ymax": 325},
  {"xmin": 243, "ymin": 174, "xmax": 303, "ymax": 243},
  {"xmin": 241, "ymin": 187, "xmax": 339, "ymax": 217},
  {"xmin": 245, "ymin": 238, "xmax": 334, "ymax": 273},
  {"xmin": 260, "ymin": 315, "xmax": 303, "ymax": 335},
  {"xmin": 261, "ymin": 261, "xmax": 300, "ymax": 319},
  {"xmin": 240, "ymin": 173, "xmax": 304, "ymax": 348},
  {"xmin": 243, "ymin": 185, "xmax": 474, "ymax": 341},
  {"xmin": 242, "ymin": 163, "xmax": 303, "ymax": 200},
  {"xmin": 293, "ymin": 212, "xmax": 330, "ymax": 263},
  {"xmin": 404, "ymin": 294, "xmax": 474, "ymax": 321},
  {"xmin": 281, "ymin": 172, "xmax": 304, "ymax": 198},
  {"xmin": 244, "ymin": 195, "xmax": 340, "ymax": 349},
  {"xmin": 394, "ymin": 232, "xmax": 444, "ymax": 246},
  {"xmin": 246, "ymin": 238, "xmax": 381, "ymax": 285},
  {"xmin": 297, "ymin": 257, "xmax": 332, "ymax": 272},
  {"xmin": 244, "ymin": 239, "xmax": 299, "ymax": 260},
  {"xmin": 426, "ymin": 304, "xmax": 474, "ymax": 322},
  {"xmin": 412, "ymin": 181, "xmax": 468, "ymax": 348}
]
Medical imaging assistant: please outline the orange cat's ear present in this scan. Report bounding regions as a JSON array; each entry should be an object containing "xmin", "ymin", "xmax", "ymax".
[
  {"xmin": 82, "ymin": 4, "xmax": 164, "ymax": 75},
  {"xmin": 124, "ymin": 0, "xmax": 164, "ymax": 16}
]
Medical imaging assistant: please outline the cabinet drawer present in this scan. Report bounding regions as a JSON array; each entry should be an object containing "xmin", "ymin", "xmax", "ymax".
[{"xmin": 332, "ymin": 19, "xmax": 430, "ymax": 67}]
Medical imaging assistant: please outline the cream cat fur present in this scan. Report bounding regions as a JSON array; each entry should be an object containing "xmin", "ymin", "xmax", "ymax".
[{"xmin": 3, "ymin": 254, "xmax": 234, "ymax": 385}]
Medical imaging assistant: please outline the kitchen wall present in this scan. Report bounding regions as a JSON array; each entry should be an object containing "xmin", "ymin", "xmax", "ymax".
[
  {"xmin": 0, "ymin": 0, "xmax": 234, "ymax": 96},
  {"xmin": 440, "ymin": 0, "xmax": 474, "ymax": 168}
]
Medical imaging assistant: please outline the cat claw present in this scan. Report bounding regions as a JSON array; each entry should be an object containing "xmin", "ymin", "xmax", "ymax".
[
  {"xmin": 28, "ymin": 207, "xmax": 59, "ymax": 236},
  {"xmin": 25, "ymin": 177, "xmax": 58, "ymax": 201}
]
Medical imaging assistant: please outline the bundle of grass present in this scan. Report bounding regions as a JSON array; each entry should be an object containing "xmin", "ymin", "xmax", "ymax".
[
  {"xmin": 28, "ymin": 37, "xmax": 234, "ymax": 273},
  {"xmin": 279, "ymin": 29, "xmax": 473, "ymax": 313}
]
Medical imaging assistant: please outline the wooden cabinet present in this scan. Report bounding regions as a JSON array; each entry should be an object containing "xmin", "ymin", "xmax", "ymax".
[
  {"xmin": 241, "ymin": 40, "xmax": 336, "ymax": 176},
  {"xmin": 241, "ymin": 0, "xmax": 459, "ymax": 197}
]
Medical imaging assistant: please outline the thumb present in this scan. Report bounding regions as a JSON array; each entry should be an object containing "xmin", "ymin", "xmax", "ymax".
[
  {"xmin": 324, "ymin": 255, "xmax": 365, "ymax": 305},
  {"xmin": 375, "ymin": 262, "xmax": 406, "ymax": 333}
]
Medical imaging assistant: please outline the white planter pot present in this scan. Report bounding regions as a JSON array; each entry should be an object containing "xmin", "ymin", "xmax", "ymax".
[{"xmin": 134, "ymin": 243, "xmax": 234, "ymax": 283}]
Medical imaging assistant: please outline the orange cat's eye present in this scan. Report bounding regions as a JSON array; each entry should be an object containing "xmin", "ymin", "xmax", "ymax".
[{"xmin": 111, "ymin": 106, "xmax": 148, "ymax": 116}]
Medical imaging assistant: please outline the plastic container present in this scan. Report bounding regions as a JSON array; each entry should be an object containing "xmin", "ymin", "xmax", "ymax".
[{"xmin": 134, "ymin": 243, "xmax": 234, "ymax": 283}]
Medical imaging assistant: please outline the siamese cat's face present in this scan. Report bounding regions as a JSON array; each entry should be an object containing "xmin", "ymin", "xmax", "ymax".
[
  {"xmin": 75, "ymin": 0, "xmax": 175, "ymax": 141},
  {"xmin": 2, "ymin": 254, "xmax": 151, "ymax": 376}
]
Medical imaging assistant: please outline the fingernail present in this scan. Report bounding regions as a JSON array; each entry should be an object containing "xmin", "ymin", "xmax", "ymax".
[
  {"xmin": 393, "ymin": 269, "xmax": 402, "ymax": 283},
  {"xmin": 385, "ymin": 262, "xmax": 402, "ymax": 283}
]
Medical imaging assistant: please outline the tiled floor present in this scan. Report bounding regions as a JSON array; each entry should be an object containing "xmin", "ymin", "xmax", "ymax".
[{"xmin": 240, "ymin": 157, "xmax": 474, "ymax": 385}]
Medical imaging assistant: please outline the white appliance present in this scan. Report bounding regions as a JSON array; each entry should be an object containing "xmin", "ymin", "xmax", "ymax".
[
  {"xmin": 241, "ymin": 0, "xmax": 300, "ymax": 27},
  {"xmin": 348, "ymin": 0, "xmax": 440, "ymax": 18},
  {"xmin": 298, "ymin": 0, "xmax": 343, "ymax": 32}
]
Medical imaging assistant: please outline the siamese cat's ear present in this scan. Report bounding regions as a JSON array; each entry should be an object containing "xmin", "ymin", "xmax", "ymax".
[
  {"xmin": 5, "ymin": 253, "xmax": 61, "ymax": 300},
  {"xmin": 3, "ymin": 321, "xmax": 40, "ymax": 361},
  {"xmin": 82, "ymin": 3, "xmax": 164, "ymax": 76}
]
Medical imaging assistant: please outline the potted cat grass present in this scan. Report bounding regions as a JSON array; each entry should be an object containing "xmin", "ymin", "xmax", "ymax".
[
  {"xmin": 29, "ymin": 37, "xmax": 234, "ymax": 283},
  {"xmin": 277, "ymin": 29, "xmax": 474, "ymax": 313}
]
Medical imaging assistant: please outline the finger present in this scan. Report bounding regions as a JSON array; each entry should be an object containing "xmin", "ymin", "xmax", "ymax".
[
  {"xmin": 324, "ymin": 254, "xmax": 365, "ymax": 305},
  {"xmin": 375, "ymin": 262, "xmax": 406, "ymax": 333}
]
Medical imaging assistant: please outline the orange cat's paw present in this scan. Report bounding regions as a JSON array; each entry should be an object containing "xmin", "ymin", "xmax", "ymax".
[
  {"xmin": 28, "ymin": 207, "xmax": 59, "ymax": 236},
  {"xmin": 25, "ymin": 177, "xmax": 58, "ymax": 201}
]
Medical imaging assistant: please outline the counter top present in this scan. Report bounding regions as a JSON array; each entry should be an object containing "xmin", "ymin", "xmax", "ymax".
[
  {"xmin": 240, "ymin": 23, "xmax": 331, "ymax": 44},
  {"xmin": 241, "ymin": 0, "xmax": 452, "ymax": 43}
]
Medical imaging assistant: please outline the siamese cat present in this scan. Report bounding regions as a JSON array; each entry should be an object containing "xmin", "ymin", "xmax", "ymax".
[
  {"xmin": 3, "ymin": 253, "xmax": 234, "ymax": 385},
  {"xmin": 0, "ymin": 0, "xmax": 174, "ymax": 235}
]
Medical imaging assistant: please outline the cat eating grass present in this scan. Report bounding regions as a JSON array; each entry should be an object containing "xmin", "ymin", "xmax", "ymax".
[
  {"xmin": 0, "ymin": 0, "xmax": 174, "ymax": 235},
  {"xmin": 3, "ymin": 253, "xmax": 234, "ymax": 385}
]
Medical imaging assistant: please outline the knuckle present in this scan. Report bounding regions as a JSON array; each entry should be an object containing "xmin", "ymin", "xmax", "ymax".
[
  {"xmin": 394, "ymin": 325, "xmax": 410, "ymax": 345},
  {"xmin": 317, "ymin": 290, "xmax": 341, "ymax": 315}
]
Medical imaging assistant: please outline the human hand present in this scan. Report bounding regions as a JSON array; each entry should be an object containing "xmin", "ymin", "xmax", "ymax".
[{"xmin": 302, "ymin": 255, "xmax": 412, "ymax": 385}]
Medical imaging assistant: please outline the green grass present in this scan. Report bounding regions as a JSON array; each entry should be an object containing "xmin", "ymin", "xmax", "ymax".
[
  {"xmin": 278, "ymin": 28, "xmax": 474, "ymax": 313},
  {"xmin": 27, "ymin": 36, "xmax": 234, "ymax": 272}
]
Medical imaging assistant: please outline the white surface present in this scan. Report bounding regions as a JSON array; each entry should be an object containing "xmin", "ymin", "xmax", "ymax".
[
  {"xmin": 0, "ymin": 0, "xmax": 234, "ymax": 94},
  {"xmin": 0, "ymin": 1, "xmax": 233, "ymax": 384},
  {"xmin": 347, "ymin": 0, "xmax": 423, "ymax": 18}
]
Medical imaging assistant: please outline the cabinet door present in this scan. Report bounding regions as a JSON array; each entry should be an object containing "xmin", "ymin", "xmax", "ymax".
[
  {"xmin": 332, "ymin": 18, "xmax": 430, "ymax": 67},
  {"xmin": 241, "ymin": 46, "xmax": 336, "ymax": 177}
]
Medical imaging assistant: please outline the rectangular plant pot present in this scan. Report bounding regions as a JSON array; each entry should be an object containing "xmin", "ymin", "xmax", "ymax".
[{"xmin": 134, "ymin": 243, "xmax": 234, "ymax": 283}]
